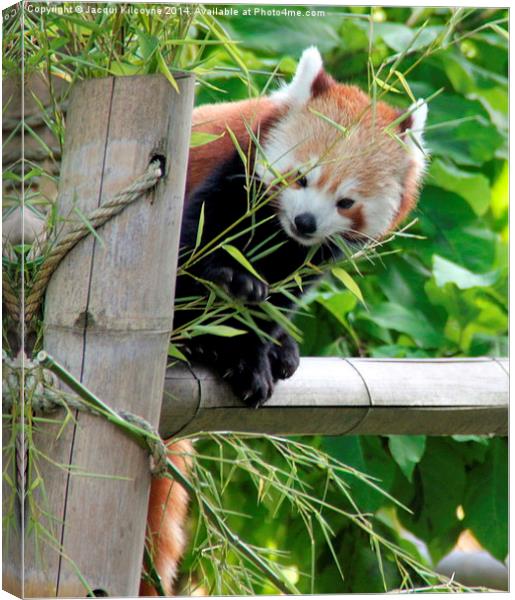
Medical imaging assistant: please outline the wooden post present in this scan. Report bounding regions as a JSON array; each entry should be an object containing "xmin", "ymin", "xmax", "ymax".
[
  {"xmin": 159, "ymin": 357, "xmax": 508, "ymax": 437},
  {"xmin": 19, "ymin": 74, "xmax": 194, "ymax": 597}
]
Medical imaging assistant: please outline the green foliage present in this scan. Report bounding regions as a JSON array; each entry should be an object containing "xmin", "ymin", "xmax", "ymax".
[
  {"xmin": 462, "ymin": 438, "xmax": 508, "ymax": 562},
  {"xmin": 186, "ymin": 5, "xmax": 509, "ymax": 592},
  {"xmin": 4, "ymin": 3, "xmax": 508, "ymax": 595}
]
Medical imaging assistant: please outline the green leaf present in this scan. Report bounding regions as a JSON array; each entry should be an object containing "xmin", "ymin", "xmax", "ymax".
[
  {"xmin": 373, "ymin": 76, "xmax": 401, "ymax": 94},
  {"xmin": 491, "ymin": 161, "xmax": 509, "ymax": 220},
  {"xmin": 393, "ymin": 70, "xmax": 416, "ymax": 102},
  {"xmin": 156, "ymin": 50, "xmax": 180, "ymax": 92},
  {"xmin": 190, "ymin": 324, "xmax": 247, "ymax": 338},
  {"xmin": 373, "ymin": 22, "xmax": 443, "ymax": 53},
  {"xmin": 425, "ymin": 94, "xmax": 504, "ymax": 166},
  {"xmin": 260, "ymin": 302, "xmax": 302, "ymax": 342},
  {"xmin": 398, "ymin": 438, "xmax": 466, "ymax": 563},
  {"xmin": 168, "ymin": 344, "xmax": 189, "ymax": 362},
  {"xmin": 309, "ymin": 108, "xmax": 349, "ymax": 135},
  {"xmin": 322, "ymin": 436, "xmax": 396, "ymax": 514},
  {"xmin": 221, "ymin": 244, "xmax": 266, "ymax": 283},
  {"xmin": 432, "ymin": 255, "xmax": 498, "ymax": 290},
  {"xmin": 223, "ymin": 12, "xmax": 344, "ymax": 55},
  {"xmin": 29, "ymin": 476, "xmax": 42, "ymax": 492},
  {"xmin": 190, "ymin": 131, "xmax": 225, "ymax": 148},
  {"xmin": 136, "ymin": 29, "xmax": 158, "ymax": 61},
  {"xmin": 388, "ymin": 436, "xmax": 426, "ymax": 482},
  {"xmin": 416, "ymin": 188, "xmax": 498, "ymax": 273},
  {"xmin": 331, "ymin": 267, "xmax": 365, "ymax": 304},
  {"xmin": 463, "ymin": 438, "xmax": 507, "ymax": 561},
  {"xmin": 428, "ymin": 159, "xmax": 491, "ymax": 216},
  {"xmin": 194, "ymin": 203, "xmax": 205, "ymax": 251},
  {"xmin": 451, "ymin": 435, "xmax": 489, "ymax": 445},
  {"xmin": 365, "ymin": 302, "xmax": 443, "ymax": 348},
  {"xmin": 72, "ymin": 206, "xmax": 105, "ymax": 248},
  {"xmin": 225, "ymin": 126, "xmax": 248, "ymax": 169},
  {"xmin": 108, "ymin": 62, "xmax": 144, "ymax": 77},
  {"xmin": 316, "ymin": 291, "xmax": 358, "ymax": 343}
]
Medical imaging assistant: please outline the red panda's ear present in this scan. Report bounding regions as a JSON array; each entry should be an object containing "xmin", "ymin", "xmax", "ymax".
[
  {"xmin": 273, "ymin": 47, "xmax": 332, "ymax": 106},
  {"xmin": 398, "ymin": 99, "xmax": 428, "ymax": 169}
]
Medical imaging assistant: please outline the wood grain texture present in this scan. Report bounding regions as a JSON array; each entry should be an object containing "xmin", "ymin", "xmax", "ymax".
[
  {"xmin": 160, "ymin": 357, "xmax": 508, "ymax": 437},
  {"xmin": 22, "ymin": 74, "xmax": 194, "ymax": 598},
  {"xmin": 2, "ymin": 413, "xmax": 22, "ymax": 597}
]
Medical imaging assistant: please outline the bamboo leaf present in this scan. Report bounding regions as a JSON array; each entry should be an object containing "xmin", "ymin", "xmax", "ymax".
[
  {"xmin": 373, "ymin": 76, "xmax": 402, "ymax": 94},
  {"xmin": 156, "ymin": 50, "xmax": 180, "ymax": 93},
  {"xmin": 225, "ymin": 126, "xmax": 248, "ymax": 169},
  {"xmin": 331, "ymin": 267, "xmax": 365, "ymax": 305},
  {"xmin": 309, "ymin": 108, "xmax": 349, "ymax": 135},
  {"xmin": 393, "ymin": 69, "xmax": 416, "ymax": 102},
  {"xmin": 194, "ymin": 203, "xmax": 205, "ymax": 251},
  {"xmin": 191, "ymin": 324, "xmax": 247, "ymax": 337},
  {"xmin": 190, "ymin": 131, "xmax": 225, "ymax": 148},
  {"xmin": 221, "ymin": 244, "xmax": 265, "ymax": 282},
  {"xmin": 168, "ymin": 344, "xmax": 189, "ymax": 362}
]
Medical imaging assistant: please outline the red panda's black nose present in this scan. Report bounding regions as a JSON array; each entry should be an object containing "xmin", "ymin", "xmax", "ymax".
[{"xmin": 294, "ymin": 213, "xmax": 317, "ymax": 236}]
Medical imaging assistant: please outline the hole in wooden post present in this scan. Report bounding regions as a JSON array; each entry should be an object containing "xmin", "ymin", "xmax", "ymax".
[
  {"xmin": 88, "ymin": 589, "xmax": 109, "ymax": 597},
  {"xmin": 150, "ymin": 154, "xmax": 166, "ymax": 177}
]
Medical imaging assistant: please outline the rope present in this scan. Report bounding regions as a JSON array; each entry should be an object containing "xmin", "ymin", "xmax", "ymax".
[
  {"xmin": 22, "ymin": 160, "xmax": 163, "ymax": 323},
  {"xmin": 118, "ymin": 411, "xmax": 167, "ymax": 476},
  {"xmin": 2, "ymin": 270, "xmax": 21, "ymax": 322},
  {"xmin": 2, "ymin": 351, "xmax": 167, "ymax": 476}
]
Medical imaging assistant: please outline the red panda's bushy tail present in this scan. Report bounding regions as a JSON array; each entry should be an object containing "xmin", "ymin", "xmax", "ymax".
[{"xmin": 140, "ymin": 439, "xmax": 192, "ymax": 596}]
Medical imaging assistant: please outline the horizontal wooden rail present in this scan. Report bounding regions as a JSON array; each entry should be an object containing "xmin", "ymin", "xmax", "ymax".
[{"xmin": 159, "ymin": 357, "xmax": 508, "ymax": 437}]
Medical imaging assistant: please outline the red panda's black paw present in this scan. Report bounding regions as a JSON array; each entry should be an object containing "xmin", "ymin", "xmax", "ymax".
[
  {"xmin": 212, "ymin": 267, "xmax": 268, "ymax": 303},
  {"xmin": 227, "ymin": 357, "xmax": 275, "ymax": 407},
  {"xmin": 230, "ymin": 272, "xmax": 269, "ymax": 303},
  {"xmin": 269, "ymin": 333, "xmax": 300, "ymax": 381}
]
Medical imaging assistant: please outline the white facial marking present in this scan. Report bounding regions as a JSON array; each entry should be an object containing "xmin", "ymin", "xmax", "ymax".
[
  {"xmin": 272, "ymin": 46, "xmax": 322, "ymax": 106},
  {"xmin": 254, "ymin": 48, "xmax": 429, "ymax": 246},
  {"xmin": 334, "ymin": 177, "xmax": 359, "ymax": 199},
  {"xmin": 361, "ymin": 182, "xmax": 402, "ymax": 240},
  {"xmin": 278, "ymin": 185, "xmax": 352, "ymax": 246},
  {"xmin": 405, "ymin": 99, "xmax": 429, "ymax": 175}
]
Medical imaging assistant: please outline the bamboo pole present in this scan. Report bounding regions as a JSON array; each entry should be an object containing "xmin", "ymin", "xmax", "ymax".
[
  {"xmin": 160, "ymin": 357, "xmax": 508, "ymax": 437},
  {"xmin": 16, "ymin": 74, "xmax": 194, "ymax": 598}
]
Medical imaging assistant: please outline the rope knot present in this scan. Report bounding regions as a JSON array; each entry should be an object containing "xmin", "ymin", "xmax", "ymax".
[
  {"xmin": 118, "ymin": 410, "xmax": 168, "ymax": 476},
  {"xmin": 3, "ymin": 351, "xmax": 168, "ymax": 477}
]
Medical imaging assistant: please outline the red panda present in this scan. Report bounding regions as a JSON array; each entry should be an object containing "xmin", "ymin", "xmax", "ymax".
[{"xmin": 141, "ymin": 47, "xmax": 428, "ymax": 596}]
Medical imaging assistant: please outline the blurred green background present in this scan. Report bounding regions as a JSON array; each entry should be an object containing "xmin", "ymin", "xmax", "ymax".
[
  {"xmin": 182, "ymin": 5, "xmax": 509, "ymax": 593},
  {"xmin": 6, "ymin": 3, "xmax": 508, "ymax": 594}
]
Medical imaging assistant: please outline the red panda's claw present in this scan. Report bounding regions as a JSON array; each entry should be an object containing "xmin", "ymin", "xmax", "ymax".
[
  {"xmin": 228, "ymin": 271, "xmax": 269, "ymax": 304},
  {"xmin": 227, "ymin": 355, "xmax": 275, "ymax": 408},
  {"xmin": 269, "ymin": 332, "xmax": 300, "ymax": 381}
]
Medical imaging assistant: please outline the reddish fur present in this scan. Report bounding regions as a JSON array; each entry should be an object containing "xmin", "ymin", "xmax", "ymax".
[
  {"xmin": 143, "ymin": 65, "xmax": 424, "ymax": 597},
  {"xmin": 393, "ymin": 160, "xmax": 420, "ymax": 229},
  {"xmin": 348, "ymin": 204, "xmax": 365, "ymax": 233},
  {"xmin": 311, "ymin": 70, "xmax": 335, "ymax": 98},
  {"xmin": 297, "ymin": 82, "xmax": 422, "ymax": 237},
  {"xmin": 187, "ymin": 97, "xmax": 283, "ymax": 198},
  {"xmin": 140, "ymin": 439, "xmax": 192, "ymax": 596},
  {"xmin": 398, "ymin": 111, "xmax": 413, "ymax": 134}
]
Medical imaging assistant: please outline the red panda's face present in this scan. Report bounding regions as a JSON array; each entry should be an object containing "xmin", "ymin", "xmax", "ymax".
[{"xmin": 257, "ymin": 48, "xmax": 428, "ymax": 246}]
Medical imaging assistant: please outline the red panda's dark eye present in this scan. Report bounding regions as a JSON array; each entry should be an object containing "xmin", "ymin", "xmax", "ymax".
[
  {"xmin": 297, "ymin": 172, "xmax": 308, "ymax": 188},
  {"xmin": 337, "ymin": 198, "xmax": 355, "ymax": 210}
]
